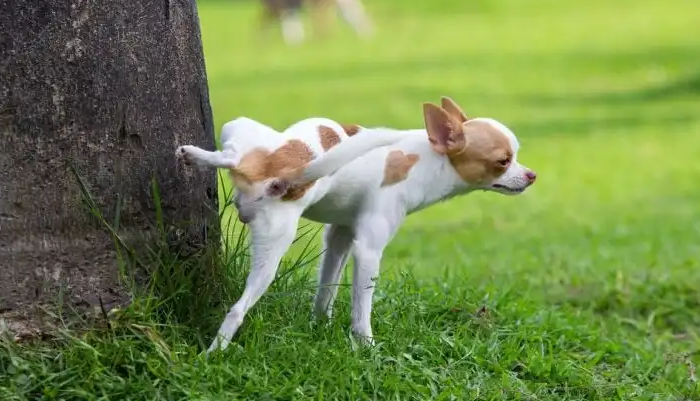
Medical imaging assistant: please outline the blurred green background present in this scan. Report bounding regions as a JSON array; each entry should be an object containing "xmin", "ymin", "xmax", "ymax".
[{"xmin": 202, "ymin": 0, "xmax": 700, "ymax": 286}]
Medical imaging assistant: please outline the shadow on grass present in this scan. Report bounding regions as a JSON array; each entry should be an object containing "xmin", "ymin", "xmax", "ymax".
[
  {"xmin": 217, "ymin": 47, "xmax": 699, "ymax": 90},
  {"xmin": 506, "ymin": 73, "xmax": 700, "ymax": 137},
  {"xmin": 516, "ymin": 111, "xmax": 697, "ymax": 137},
  {"xmin": 521, "ymin": 73, "xmax": 700, "ymax": 107}
]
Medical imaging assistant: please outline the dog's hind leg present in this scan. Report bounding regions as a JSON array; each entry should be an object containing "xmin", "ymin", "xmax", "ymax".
[
  {"xmin": 207, "ymin": 207, "xmax": 301, "ymax": 353},
  {"xmin": 313, "ymin": 224, "xmax": 354, "ymax": 319},
  {"xmin": 349, "ymin": 213, "xmax": 401, "ymax": 344}
]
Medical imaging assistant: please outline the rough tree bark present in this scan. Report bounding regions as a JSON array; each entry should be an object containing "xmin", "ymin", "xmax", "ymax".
[{"xmin": 0, "ymin": 0, "xmax": 218, "ymax": 337}]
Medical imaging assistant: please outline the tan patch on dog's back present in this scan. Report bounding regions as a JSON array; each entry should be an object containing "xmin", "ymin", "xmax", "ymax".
[
  {"xmin": 232, "ymin": 139, "xmax": 316, "ymax": 200},
  {"xmin": 381, "ymin": 150, "xmax": 420, "ymax": 187},
  {"xmin": 448, "ymin": 121, "xmax": 513, "ymax": 184},
  {"xmin": 318, "ymin": 125, "xmax": 341, "ymax": 151},
  {"xmin": 341, "ymin": 124, "xmax": 361, "ymax": 137}
]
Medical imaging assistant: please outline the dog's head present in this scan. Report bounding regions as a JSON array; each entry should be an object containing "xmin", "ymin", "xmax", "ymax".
[
  {"xmin": 229, "ymin": 176, "xmax": 295, "ymax": 224},
  {"xmin": 423, "ymin": 97, "xmax": 536, "ymax": 195}
]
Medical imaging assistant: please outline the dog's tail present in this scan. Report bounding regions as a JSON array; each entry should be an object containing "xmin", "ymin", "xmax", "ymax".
[{"xmin": 289, "ymin": 128, "xmax": 420, "ymax": 184}]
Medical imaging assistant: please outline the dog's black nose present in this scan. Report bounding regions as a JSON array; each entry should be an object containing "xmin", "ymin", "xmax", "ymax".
[{"xmin": 525, "ymin": 171, "xmax": 537, "ymax": 183}]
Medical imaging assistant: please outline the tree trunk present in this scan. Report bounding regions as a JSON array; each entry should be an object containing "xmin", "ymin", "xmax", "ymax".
[{"xmin": 0, "ymin": 0, "xmax": 218, "ymax": 336}]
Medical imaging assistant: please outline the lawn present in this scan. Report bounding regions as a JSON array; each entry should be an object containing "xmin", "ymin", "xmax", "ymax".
[{"xmin": 3, "ymin": 0, "xmax": 700, "ymax": 399}]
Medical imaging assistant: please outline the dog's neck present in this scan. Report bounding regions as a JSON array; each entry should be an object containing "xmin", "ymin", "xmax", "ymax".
[{"xmin": 376, "ymin": 129, "xmax": 474, "ymax": 215}]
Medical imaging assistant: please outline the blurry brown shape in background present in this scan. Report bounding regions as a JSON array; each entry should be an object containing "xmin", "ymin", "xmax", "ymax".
[{"xmin": 258, "ymin": 0, "xmax": 374, "ymax": 45}]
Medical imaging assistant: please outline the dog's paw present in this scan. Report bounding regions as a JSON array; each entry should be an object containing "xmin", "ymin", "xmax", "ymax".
[
  {"xmin": 176, "ymin": 146, "xmax": 212, "ymax": 173},
  {"xmin": 206, "ymin": 338, "xmax": 225, "ymax": 355},
  {"xmin": 349, "ymin": 329, "xmax": 376, "ymax": 351},
  {"xmin": 176, "ymin": 145, "xmax": 196, "ymax": 165},
  {"xmin": 206, "ymin": 332, "xmax": 234, "ymax": 356}
]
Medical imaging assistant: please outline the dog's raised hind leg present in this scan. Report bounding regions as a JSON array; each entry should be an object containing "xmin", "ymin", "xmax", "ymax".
[
  {"xmin": 207, "ymin": 208, "xmax": 300, "ymax": 354},
  {"xmin": 176, "ymin": 145, "xmax": 236, "ymax": 171}
]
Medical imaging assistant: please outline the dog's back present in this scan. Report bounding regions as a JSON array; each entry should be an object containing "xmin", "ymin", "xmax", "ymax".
[
  {"xmin": 219, "ymin": 117, "xmax": 285, "ymax": 166},
  {"xmin": 280, "ymin": 117, "xmax": 351, "ymax": 155},
  {"xmin": 220, "ymin": 116, "xmax": 356, "ymax": 161}
]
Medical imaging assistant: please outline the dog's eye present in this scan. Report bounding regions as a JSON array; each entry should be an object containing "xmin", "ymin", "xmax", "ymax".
[{"xmin": 497, "ymin": 158, "xmax": 511, "ymax": 167}]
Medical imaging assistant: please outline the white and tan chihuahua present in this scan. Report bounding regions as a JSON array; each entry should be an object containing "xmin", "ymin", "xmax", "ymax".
[{"xmin": 176, "ymin": 97, "xmax": 537, "ymax": 353}]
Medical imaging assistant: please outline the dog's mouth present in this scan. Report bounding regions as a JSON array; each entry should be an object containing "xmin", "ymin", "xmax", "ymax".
[{"xmin": 491, "ymin": 184, "xmax": 526, "ymax": 194}]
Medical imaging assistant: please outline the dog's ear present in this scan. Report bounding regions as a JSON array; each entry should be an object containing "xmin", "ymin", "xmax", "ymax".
[
  {"xmin": 265, "ymin": 179, "xmax": 290, "ymax": 198},
  {"xmin": 423, "ymin": 103, "xmax": 467, "ymax": 155},
  {"xmin": 440, "ymin": 96, "xmax": 468, "ymax": 123}
]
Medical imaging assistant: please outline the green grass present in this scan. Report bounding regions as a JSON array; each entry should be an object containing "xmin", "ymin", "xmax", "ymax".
[{"xmin": 3, "ymin": 0, "xmax": 700, "ymax": 399}]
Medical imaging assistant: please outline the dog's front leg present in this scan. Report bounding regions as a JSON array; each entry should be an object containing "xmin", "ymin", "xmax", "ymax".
[
  {"xmin": 207, "ymin": 211, "xmax": 300, "ymax": 353},
  {"xmin": 349, "ymin": 214, "xmax": 400, "ymax": 345}
]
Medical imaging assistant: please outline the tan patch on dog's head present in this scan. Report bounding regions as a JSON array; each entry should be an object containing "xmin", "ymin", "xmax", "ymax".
[
  {"xmin": 318, "ymin": 125, "xmax": 341, "ymax": 151},
  {"xmin": 341, "ymin": 124, "xmax": 361, "ymax": 136},
  {"xmin": 423, "ymin": 101, "xmax": 513, "ymax": 185},
  {"xmin": 381, "ymin": 150, "xmax": 420, "ymax": 187},
  {"xmin": 449, "ymin": 121, "xmax": 513, "ymax": 185},
  {"xmin": 230, "ymin": 139, "xmax": 316, "ymax": 200}
]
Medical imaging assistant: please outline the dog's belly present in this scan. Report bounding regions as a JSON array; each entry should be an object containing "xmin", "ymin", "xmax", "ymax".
[{"xmin": 301, "ymin": 194, "xmax": 362, "ymax": 225}]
